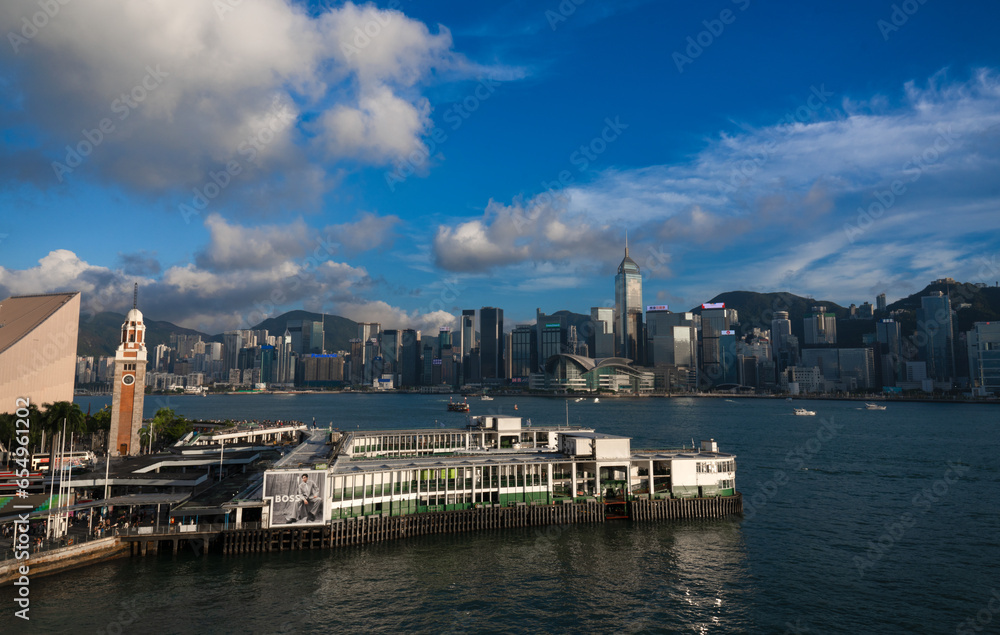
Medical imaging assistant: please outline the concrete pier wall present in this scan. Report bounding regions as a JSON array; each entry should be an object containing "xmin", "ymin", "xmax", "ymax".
[
  {"xmin": 220, "ymin": 494, "xmax": 743, "ymax": 555},
  {"xmin": 0, "ymin": 537, "xmax": 128, "ymax": 584}
]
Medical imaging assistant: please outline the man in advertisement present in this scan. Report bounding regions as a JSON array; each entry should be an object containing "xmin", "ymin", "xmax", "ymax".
[
  {"xmin": 266, "ymin": 471, "xmax": 326, "ymax": 526},
  {"xmin": 296, "ymin": 474, "xmax": 321, "ymax": 523}
]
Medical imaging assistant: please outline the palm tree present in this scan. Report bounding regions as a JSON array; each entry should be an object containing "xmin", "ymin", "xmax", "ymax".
[{"xmin": 40, "ymin": 401, "xmax": 87, "ymax": 459}]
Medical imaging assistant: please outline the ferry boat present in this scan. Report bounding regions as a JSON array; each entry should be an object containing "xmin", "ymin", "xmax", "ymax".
[
  {"xmin": 865, "ymin": 403, "xmax": 887, "ymax": 410},
  {"xmin": 447, "ymin": 398, "xmax": 470, "ymax": 413},
  {"xmin": 480, "ymin": 395, "xmax": 494, "ymax": 401},
  {"xmin": 794, "ymin": 408, "xmax": 816, "ymax": 416}
]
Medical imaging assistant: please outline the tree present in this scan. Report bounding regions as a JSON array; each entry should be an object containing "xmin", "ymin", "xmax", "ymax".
[
  {"xmin": 87, "ymin": 406, "xmax": 111, "ymax": 435},
  {"xmin": 150, "ymin": 408, "xmax": 193, "ymax": 446},
  {"xmin": 40, "ymin": 401, "xmax": 87, "ymax": 457}
]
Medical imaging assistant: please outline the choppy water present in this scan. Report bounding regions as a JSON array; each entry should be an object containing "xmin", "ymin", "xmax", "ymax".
[{"xmin": 4, "ymin": 394, "xmax": 998, "ymax": 634}]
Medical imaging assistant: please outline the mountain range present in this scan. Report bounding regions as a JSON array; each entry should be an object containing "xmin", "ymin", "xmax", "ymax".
[{"xmin": 76, "ymin": 281, "xmax": 1000, "ymax": 357}]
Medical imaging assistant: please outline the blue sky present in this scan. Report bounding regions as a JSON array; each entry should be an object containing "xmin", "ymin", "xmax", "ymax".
[{"xmin": 1, "ymin": 0, "xmax": 999, "ymax": 334}]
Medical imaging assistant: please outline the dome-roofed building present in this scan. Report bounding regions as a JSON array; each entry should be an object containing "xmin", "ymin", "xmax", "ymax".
[{"xmin": 531, "ymin": 353, "xmax": 654, "ymax": 393}]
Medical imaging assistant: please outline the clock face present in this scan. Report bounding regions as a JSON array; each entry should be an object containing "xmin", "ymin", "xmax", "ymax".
[{"xmin": 122, "ymin": 374, "xmax": 135, "ymax": 386}]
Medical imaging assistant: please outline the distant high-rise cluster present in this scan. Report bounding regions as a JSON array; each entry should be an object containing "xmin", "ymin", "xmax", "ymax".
[{"xmin": 70, "ymin": 245, "xmax": 1000, "ymax": 397}]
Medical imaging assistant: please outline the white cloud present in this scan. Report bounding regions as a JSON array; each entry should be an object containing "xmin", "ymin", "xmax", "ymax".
[
  {"xmin": 433, "ymin": 196, "xmax": 620, "ymax": 272},
  {"xmin": 0, "ymin": 0, "xmax": 482, "ymax": 206},
  {"xmin": 0, "ymin": 246, "xmax": 454, "ymax": 335},
  {"xmin": 431, "ymin": 69, "xmax": 1000, "ymax": 306},
  {"xmin": 196, "ymin": 214, "xmax": 311, "ymax": 272}
]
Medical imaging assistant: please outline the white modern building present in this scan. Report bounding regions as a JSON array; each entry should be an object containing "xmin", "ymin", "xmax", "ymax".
[{"xmin": 263, "ymin": 415, "xmax": 737, "ymax": 524}]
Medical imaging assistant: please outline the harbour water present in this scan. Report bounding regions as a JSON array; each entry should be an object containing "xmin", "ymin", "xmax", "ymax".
[{"xmin": 4, "ymin": 394, "xmax": 998, "ymax": 634}]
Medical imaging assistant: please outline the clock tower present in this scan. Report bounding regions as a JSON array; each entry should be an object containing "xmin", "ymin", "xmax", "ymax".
[{"xmin": 109, "ymin": 285, "xmax": 147, "ymax": 456}]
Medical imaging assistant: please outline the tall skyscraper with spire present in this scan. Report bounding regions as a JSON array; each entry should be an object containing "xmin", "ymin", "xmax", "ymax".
[
  {"xmin": 109, "ymin": 284, "xmax": 147, "ymax": 456},
  {"xmin": 615, "ymin": 233, "xmax": 644, "ymax": 363}
]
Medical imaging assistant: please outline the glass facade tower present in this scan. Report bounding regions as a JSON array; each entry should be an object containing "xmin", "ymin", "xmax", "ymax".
[{"xmin": 614, "ymin": 241, "xmax": 643, "ymax": 363}]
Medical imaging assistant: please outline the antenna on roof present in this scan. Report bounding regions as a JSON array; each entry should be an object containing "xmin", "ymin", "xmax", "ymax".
[
  {"xmin": 625, "ymin": 229, "xmax": 629, "ymax": 257},
  {"xmin": 133, "ymin": 283, "xmax": 138, "ymax": 310}
]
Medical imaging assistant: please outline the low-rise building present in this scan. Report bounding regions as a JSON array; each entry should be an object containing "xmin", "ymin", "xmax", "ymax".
[{"xmin": 263, "ymin": 415, "xmax": 736, "ymax": 525}]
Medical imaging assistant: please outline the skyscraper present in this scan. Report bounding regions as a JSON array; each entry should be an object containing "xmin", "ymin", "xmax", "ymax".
[
  {"xmin": 400, "ymin": 329, "xmax": 419, "ymax": 387},
  {"xmin": 536, "ymin": 309, "xmax": 566, "ymax": 370},
  {"xmin": 460, "ymin": 310, "xmax": 475, "ymax": 358},
  {"xmin": 700, "ymin": 303, "xmax": 738, "ymax": 386},
  {"xmin": 509, "ymin": 324, "xmax": 535, "ymax": 379},
  {"xmin": 771, "ymin": 310, "xmax": 798, "ymax": 373},
  {"xmin": 480, "ymin": 307, "xmax": 504, "ymax": 379},
  {"xmin": 381, "ymin": 329, "xmax": 400, "ymax": 382},
  {"xmin": 804, "ymin": 305, "xmax": 837, "ymax": 345},
  {"xmin": 460, "ymin": 309, "xmax": 475, "ymax": 383},
  {"xmin": 223, "ymin": 330, "xmax": 243, "ymax": 375},
  {"xmin": 276, "ymin": 329, "xmax": 295, "ymax": 384},
  {"xmin": 614, "ymin": 238, "xmax": 643, "ymax": 363},
  {"xmin": 876, "ymin": 318, "xmax": 902, "ymax": 387},
  {"xmin": 876, "ymin": 293, "xmax": 887, "ymax": 313},
  {"xmin": 918, "ymin": 292, "xmax": 954, "ymax": 382},
  {"xmin": 967, "ymin": 322, "xmax": 1000, "ymax": 396},
  {"xmin": 590, "ymin": 307, "xmax": 615, "ymax": 358}
]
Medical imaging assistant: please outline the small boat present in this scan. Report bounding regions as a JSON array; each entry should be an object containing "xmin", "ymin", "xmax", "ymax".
[
  {"xmin": 794, "ymin": 408, "xmax": 816, "ymax": 416},
  {"xmin": 447, "ymin": 398, "xmax": 469, "ymax": 413},
  {"xmin": 574, "ymin": 397, "xmax": 584, "ymax": 403},
  {"xmin": 480, "ymin": 395, "xmax": 494, "ymax": 401},
  {"xmin": 593, "ymin": 398, "xmax": 600, "ymax": 403},
  {"xmin": 865, "ymin": 403, "xmax": 887, "ymax": 410},
  {"xmin": 786, "ymin": 397, "xmax": 793, "ymax": 402}
]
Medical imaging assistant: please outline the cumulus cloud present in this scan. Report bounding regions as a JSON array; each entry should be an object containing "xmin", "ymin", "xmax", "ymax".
[
  {"xmin": 433, "ymin": 196, "xmax": 621, "ymax": 272},
  {"xmin": 0, "ymin": 0, "xmax": 479, "ymax": 209},
  {"xmin": 325, "ymin": 211, "xmax": 401, "ymax": 255},
  {"xmin": 195, "ymin": 214, "xmax": 312, "ymax": 272},
  {"xmin": 118, "ymin": 250, "xmax": 162, "ymax": 276},
  {"xmin": 333, "ymin": 300, "xmax": 456, "ymax": 333},
  {"xmin": 431, "ymin": 69, "xmax": 1000, "ymax": 305},
  {"xmin": 0, "ymin": 246, "xmax": 452, "ymax": 335}
]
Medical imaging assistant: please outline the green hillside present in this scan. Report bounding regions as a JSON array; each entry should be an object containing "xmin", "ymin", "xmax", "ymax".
[{"xmin": 77, "ymin": 312, "xmax": 209, "ymax": 357}]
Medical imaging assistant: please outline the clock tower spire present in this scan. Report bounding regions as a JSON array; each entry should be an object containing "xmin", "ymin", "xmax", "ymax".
[{"xmin": 109, "ymin": 285, "xmax": 147, "ymax": 456}]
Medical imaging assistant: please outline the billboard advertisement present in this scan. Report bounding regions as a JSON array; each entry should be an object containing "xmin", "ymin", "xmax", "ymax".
[
  {"xmin": 646, "ymin": 305, "xmax": 669, "ymax": 312},
  {"xmin": 701, "ymin": 302, "xmax": 725, "ymax": 310},
  {"xmin": 720, "ymin": 330, "xmax": 736, "ymax": 336},
  {"xmin": 263, "ymin": 470, "xmax": 329, "ymax": 527}
]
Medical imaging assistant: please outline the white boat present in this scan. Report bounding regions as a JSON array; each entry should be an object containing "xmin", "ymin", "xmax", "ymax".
[
  {"xmin": 865, "ymin": 403, "xmax": 886, "ymax": 410},
  {"xmin": 574, "ymin": 397, "xmax": 584, "ymax": 402},
  {"xmin": 593, "ymin": 398, "xmax": 600, "ymax": 403},
  {"xmin": 480, "ymin": 395, "xmax": 494, "ymax": 401},
  {"xmin": 794, "ymin": 408, "xmax": 816, "ymax": 416}
]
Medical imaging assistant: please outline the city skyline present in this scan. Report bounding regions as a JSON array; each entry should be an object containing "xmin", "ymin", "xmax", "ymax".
[{"xmin": 2, "ymin": 1, "xmax": 1000, "ymax": 334}]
